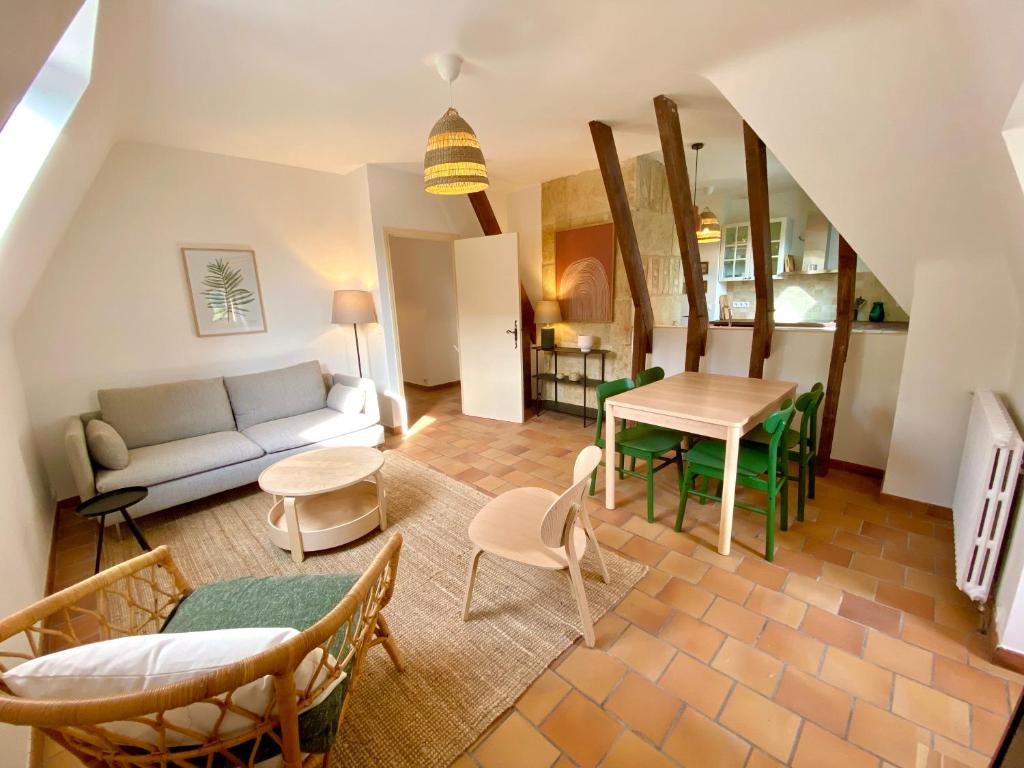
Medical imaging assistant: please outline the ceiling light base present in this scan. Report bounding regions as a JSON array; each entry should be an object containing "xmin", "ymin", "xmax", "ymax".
[{"xmin": 435, "ymin": 53, "xmax": 463, "ymax": 84}]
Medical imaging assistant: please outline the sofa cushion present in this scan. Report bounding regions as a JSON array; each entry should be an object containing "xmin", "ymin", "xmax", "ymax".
[
  {"xmin": 242, "ymin": 409, "xmax": 375, "ymax": 454},
  {"xmin": 99, "ymin": 377, "xmax": 236, "ymax": 449},
  {"xmin": 326, "ymin": 383, "xmax": 366, "ymax": 415},
  {"xmin": 85, "ymin": 419, "xmax": 129, "ymax": 470},
  {"xmin": 224, "ymin": 361, "xmax": 327, "ymax": 431},
  {"xmin": 96, "ymin": 431, "xmax": 264, "ymax": 492}
]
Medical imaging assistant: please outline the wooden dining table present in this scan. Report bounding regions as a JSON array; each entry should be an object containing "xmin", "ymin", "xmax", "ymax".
[{"xmin": 604, "ymin": 371, "xmax": 797, "ymax": 556}]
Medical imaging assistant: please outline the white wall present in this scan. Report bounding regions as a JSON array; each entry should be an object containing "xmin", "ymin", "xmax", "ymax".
[
  {"xmin": 503, "ymin": 184, "xmax": 543, "ymax": 306},
  {"xmin": 15, "ymin": 142, "xmax": 380, "ymax": 499},
  {"xmin": 389, "ymin": 236, "xmax": 460, "ymax": 387},
  {"xmin": 652, "ymin": 325, "xmax": 906, "ymax": 470},
  {"xmin": 365, "ymin": 164, "xmax": 481, "ymax": 426}
]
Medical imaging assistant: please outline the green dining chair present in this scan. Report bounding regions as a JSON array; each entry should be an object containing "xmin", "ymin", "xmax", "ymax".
[
  {"xmin": 628, "ymin": 366, "xmax": 666, "ymax": 472},
  {"xmin": 633, "ymin": 366, "xmax": 665, "ymax": 388},
  {"xmin": 588, "ymin": 378, "xmax": 686, "ymax": 523},
  {"xmin": 675, "ymin": 401, "xmax": 795, "ymax": 561},
  {"xmin": 743, "ymin": 383, "xmax": 824, "ymax": 522}
]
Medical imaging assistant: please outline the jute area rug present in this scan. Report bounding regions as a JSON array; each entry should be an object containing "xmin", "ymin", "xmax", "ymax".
[{"xmin": 102, "ymin": 450, "xmax": 646, "ymax": 767}]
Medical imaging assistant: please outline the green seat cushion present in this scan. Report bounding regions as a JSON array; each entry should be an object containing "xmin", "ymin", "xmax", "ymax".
[
  {"xmin": 743, "ymin": 426, "xmax": 800, "ymax": 450},
  {"xmin": 615, "ymin": 425, "xmax": 684, "ymax": 454},
  {"xmin": 686, "ymin": 439, "xmax": 773, "ymax": 477},
  {"xmin": 162, "ymin": 574, "xmax": 360, "ymax": 758}
]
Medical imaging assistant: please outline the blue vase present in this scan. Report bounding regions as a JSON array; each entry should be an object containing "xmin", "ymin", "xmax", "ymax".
[{"xmin": 868, "ymin": 302, "xmax": 885, "ymax": 322}]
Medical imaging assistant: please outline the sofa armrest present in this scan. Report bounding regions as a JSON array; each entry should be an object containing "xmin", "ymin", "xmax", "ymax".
[
  {"xmin": 64, "ymin": 416, "xmax": 97, "ymax": 502},
  {"xmin": 331, "ymin": 374, "xmax": 380, "ymax": 424}
]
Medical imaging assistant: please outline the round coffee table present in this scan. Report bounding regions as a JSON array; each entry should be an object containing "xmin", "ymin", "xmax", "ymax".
[{"xmin": 258, "ymin": 447, "xmax": 387, "ymax": 563}]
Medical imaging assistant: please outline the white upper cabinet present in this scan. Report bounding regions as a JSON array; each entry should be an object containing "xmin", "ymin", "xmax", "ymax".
[{"xmin": 718, "ymin": 217, "xmax": 791, "ymax": 281}]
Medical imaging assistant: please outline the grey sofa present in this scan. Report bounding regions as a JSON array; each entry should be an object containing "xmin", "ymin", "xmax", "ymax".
[{"xmin": 64, "ymin": 361, "xmax": 384, "ymax": 519}]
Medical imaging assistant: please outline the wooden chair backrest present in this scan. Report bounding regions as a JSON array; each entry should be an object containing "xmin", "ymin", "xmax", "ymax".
[
  {"xmin": 540, "ymin": 446, "xmax": 602, "ymax": 548},
  {"xmin": 795, "ymin": 382, "xmax": 824, "ymax": 451}
]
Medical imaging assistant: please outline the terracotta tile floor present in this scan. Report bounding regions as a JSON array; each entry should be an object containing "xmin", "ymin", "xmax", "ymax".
[{"xmin": 42, "ymin": 384, "xmax": 1020, "ymax": 767}]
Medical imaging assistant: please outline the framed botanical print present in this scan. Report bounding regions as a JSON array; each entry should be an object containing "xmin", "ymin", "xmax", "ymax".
[{"xmin": 182, "ymin": 247, "xmax": 267, "ymax": 336}]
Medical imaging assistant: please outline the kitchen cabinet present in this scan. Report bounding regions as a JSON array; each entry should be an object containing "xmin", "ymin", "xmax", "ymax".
[{"xmin": 719, "ymin": 217, "xmax": 791, "ymax": 281}]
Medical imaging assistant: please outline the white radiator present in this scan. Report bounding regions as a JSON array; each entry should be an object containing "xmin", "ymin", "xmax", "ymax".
[{"xmin": 953, "ymin": 391, "xmax": 1024, "ymax": 602}]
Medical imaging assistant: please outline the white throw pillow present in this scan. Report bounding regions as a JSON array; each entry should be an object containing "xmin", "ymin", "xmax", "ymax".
[
  {"xmin": 85, "ymin": 419, "xmax": 129, "ymax": 470},
  {"xmin": 2, "ymin": 627, "xmax": 342, "ymax": 747},
  {"xmin": 326, "ymin": 383, "xmax": 366, "ymax": 415}
]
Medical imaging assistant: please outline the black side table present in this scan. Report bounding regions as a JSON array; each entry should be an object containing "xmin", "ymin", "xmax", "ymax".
[{"xmin": 75, "ymin": 486, "xmax": 151, "ymax": 573}]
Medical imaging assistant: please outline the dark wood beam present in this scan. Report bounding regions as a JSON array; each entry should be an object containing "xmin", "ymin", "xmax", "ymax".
[
  {"xmin": 589, "ymin": 120, "xmax": 655, "ymax": 377},
  {"xmin": 817, "ymin": 235, "xmax": 857, "ymax": 476},
  {"xmin": 654, "ymin": 95, "xmax": 708, "ymax": 372},
  {"xmin": 743, "ymin": 121, "xmax": 774, "ymax": 378},
  {"xmin": 466, "ymin": 190, "xmax": 536, "ymax": 408}
]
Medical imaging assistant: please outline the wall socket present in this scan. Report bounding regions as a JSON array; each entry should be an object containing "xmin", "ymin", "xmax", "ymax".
[{"xmin": 732, "ymin": 300, "xmax": 752, "ymax": 308}]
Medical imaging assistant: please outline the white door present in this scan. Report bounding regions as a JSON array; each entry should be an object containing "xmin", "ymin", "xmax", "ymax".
[{"xmin": 453, "ymin": 233, "xmax": 524, "ymax": 422}]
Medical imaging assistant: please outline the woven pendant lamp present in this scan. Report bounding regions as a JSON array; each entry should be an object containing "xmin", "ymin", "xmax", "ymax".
[
  {"xmin": 691, "ymin": 142, "xmax": 721, "ymax": 244},
  {"xmin": 424, "ymin": 54, "xmax": 488, "ymax": 195},
  {"xmin": 424, "ymin": 107, "xmax": 489, "ymax": 194}
]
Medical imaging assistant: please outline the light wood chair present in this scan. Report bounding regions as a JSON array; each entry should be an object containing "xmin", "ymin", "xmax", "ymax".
[{"xmin": 463, "ymin": 446, "xmax": 608, "ymax": 647}]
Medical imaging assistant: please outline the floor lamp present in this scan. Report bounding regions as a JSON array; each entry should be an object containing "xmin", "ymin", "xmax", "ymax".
[{"xmin": 332, "ymin": 290, "xmax": 376, "ymax": 377}]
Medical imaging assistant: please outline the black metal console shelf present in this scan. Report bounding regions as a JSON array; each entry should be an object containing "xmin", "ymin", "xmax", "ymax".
[{"xmin": 532, "ymin": 346, "xmax": 610, "ymax": 427}]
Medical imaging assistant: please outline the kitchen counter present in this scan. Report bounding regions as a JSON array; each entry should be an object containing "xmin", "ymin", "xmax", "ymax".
[{"xmin": 658, "ymin": 320, "xmax": 909, "ymax": 335}]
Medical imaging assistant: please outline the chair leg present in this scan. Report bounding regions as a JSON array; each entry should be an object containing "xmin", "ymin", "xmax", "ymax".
[
  {"xmin": 374, "ymin": 613, "xmax": 404, "ymax": 672},
  {"xmin": 646, "ymin": 458, "xmax": 655, "ymax": 523},
  {"xmin": 675, "ymin": 450, "xmax": 686, "ymax": 525},
  {"xmin": 579, "ymin": 504, "xmax": 609, "ymax": 583},
  {"xmin": 462, "ymin": 548, "xmax": 483, "ymax": 620},
  {"xmin": 675, "ymin": 467, "xmax": 692, "ymax": 532},
  {"xmin": 566, "ymin": 554, "xmax": 595, "ymax": 647},
  {"xmin": 618, "ymin": 452, "xmax": 625, "ymax": 479},
  {"xmin": 629, "ymin": 456, "xmax": 637, "ymax": 472},
  {"xmin": 765, "ymin": 492, "xmax": 776, "ymax": 562},
  {"xmin": 808, "ymin": 456, "xmax": 817, "ymax": 499},
  {"xmin": 780, "ymin": 471, "xmax": 789, "ymax": 532},
  {"xmin": 797, "ymin": 459, "xmax": 806, "ymax": 522},
  {"xmin": 589, "ymin": 466, "xmax": 598, "ymax": 497}
]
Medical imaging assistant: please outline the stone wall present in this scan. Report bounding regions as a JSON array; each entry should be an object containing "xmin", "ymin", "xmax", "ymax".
[{"xmin": 540, "ymin": 154, "xmax": 691, "ymax": 410}]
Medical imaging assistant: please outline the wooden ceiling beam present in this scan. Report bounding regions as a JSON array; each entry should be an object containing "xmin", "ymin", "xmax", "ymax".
[
  {"xmin": 589, "ymin": 120, "xmax": 655, "ymax": 377},
  {"xmin": 654, "ymin": 95, "xmax": 708, "ymax": 372},
  {"xmin": 743, "ymin": 121, "xmax": 774, "ymax": 378},
  {"xmin": 817, "ymin": 235, "xmax": 857, "ymax": 476},
  {"xmin": 466, "ymin": 190, "xmax": 536, "ymax": 408}
]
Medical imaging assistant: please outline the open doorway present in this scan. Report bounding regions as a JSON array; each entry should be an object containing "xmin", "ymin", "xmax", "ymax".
[{"xmin": 387, "ymin": 234, "xmax": 461, "ymax": 426}]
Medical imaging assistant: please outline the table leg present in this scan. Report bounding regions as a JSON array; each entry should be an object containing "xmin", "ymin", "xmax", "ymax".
[
  {"xmin": 718, "ymin": 425, "xmax": 741, "ymax": 556},
  {"xmin": 283, "ymin": 496, "xmax": 304, "ymax": 564},
  {"xmin": 604, "ymin": 404, "xmax": 616, "ymax": 510},
  {"xmin": 119, "ymin": 508, "xmax": 152, "ymax": 553},
  {"xmin": 376, "ymin": 469, "xmax": 388, "ymax": 531},
  {"xmin": 94, "ymin": 513, "xmax": 107, "ymax": 574}
]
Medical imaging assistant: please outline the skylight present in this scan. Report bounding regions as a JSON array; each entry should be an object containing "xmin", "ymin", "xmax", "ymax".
[{"xmin": 0, "ymin": 0, "xmax": 98, "ymax": 240}]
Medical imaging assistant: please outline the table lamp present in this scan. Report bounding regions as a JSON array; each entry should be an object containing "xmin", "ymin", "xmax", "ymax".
[
  {"xmin": 332, "ymin": 290, "xmax": 376, "ymax": 377},
  {"xmin": 534, "ymin": 300, "xmax": 562, "ymax": 350}
]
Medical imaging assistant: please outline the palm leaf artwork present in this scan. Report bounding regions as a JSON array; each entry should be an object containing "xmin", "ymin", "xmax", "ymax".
[{"xmin": 200, "ymin": 258, "xmax": 256, "ymax": 323}]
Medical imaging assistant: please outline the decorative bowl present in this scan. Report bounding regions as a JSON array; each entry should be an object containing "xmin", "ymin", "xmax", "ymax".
[
  {"xmin": 578, "ymin": 335, "xmax": 594, "ymax": 353},
  {"xmin": 568, "ymin": 372, "xmax": 580, "ymax": 382}
]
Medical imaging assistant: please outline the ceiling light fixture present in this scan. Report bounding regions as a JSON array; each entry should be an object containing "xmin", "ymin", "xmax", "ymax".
[
  {"xmin": 690, "ymin": 142, "xmax": 721, "ymax": 244},
  {"xmin": 423, "ymin": 53, "xmax": 489, "ymax": 195}
]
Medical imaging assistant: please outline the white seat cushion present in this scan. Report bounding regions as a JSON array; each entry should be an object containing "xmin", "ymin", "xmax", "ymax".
[
  {"xmin": 2, "ymin": 627, "xmax": 342, "ymax": 747},
  {"xmin": 243, "ymin": 409, "xmax": 376, "ymax": 454},
  {"xmin": 96, "ymin": 431, "xmax": 264, "ymax": 492},
  {"xmin": 468, "ymin": 487, "xmax": 587, "ymax": 569}
]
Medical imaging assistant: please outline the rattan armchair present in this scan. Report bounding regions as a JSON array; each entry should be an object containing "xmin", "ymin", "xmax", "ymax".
[{"xmin": 0, "ymin": 535, "xmax": 403, "ymax": 768}]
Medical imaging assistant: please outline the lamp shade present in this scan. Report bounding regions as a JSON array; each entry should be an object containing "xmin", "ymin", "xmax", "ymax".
[
  {"xmin": 424, "ymin": 107, "xmax": 489, "ymax": 195},
  {"xmin": 332, "ymin": 290, "xmax": 376, "ymax": 324},
  {"xmin": 534, "ymin": 300, "xmax": 562, "ymax": 324},
  {"xmin": 696, "ymin": 206, "xmax": 722, "ymax": 244}
]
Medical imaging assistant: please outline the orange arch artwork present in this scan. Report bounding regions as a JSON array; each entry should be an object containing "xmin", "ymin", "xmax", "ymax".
[{"xmin": 554, "ymin": 223, "xmax": 615, "ymax": 322}]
